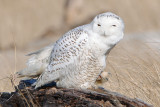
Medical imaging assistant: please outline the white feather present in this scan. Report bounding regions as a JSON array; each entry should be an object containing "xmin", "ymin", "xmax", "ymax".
[{"xmin": 16, "ymin": 43, "xmax": 54, "ymax": 79}]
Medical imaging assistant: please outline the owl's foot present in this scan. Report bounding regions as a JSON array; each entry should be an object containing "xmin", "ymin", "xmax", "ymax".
[
  {"xmin": 96, "ymin": 72, "xmax": 111, "ymax": 84},
  {"xmin": 96, "ymin": 75, "xmax": 108, "ymax": 81},
  {"xmin": 46, "ymin": 87, "xmax": 57, "ymax": 94}
]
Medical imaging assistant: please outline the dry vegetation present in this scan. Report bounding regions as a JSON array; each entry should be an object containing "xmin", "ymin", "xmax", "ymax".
[
  {"xmin": 0, "ymin": 0, "xmax": 160, "ymax": 107},
  {"xmin": 103, "ymin": 33, "xmax": 160, "ymax": 107}
]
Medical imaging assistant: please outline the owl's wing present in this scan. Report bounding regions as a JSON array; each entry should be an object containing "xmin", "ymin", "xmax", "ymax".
[{"xmin": 34, "ymin": 28, "xmax": 89, "ymax": 89}]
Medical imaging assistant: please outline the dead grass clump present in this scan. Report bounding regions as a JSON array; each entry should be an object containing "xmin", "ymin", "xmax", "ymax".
[{"xmin": 103, "ymin": 36, "xmax": 160, "ymax": 107}]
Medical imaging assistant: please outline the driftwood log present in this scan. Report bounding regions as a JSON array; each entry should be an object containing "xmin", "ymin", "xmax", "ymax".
[{"xmin": 0, "ymin": 82, "xmax": 153, "ymax": 107}]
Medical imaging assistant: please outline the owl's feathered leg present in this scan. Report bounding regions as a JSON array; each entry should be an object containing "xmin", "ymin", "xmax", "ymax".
[{"xmin": 96, "ymin": 71, "xmax": 111, "ymax": 85}]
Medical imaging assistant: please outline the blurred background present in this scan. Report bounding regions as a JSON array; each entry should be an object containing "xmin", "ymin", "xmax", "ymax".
[{"xmin": 0, "ymin": 0, "xmax": 160, "ymax": 106}]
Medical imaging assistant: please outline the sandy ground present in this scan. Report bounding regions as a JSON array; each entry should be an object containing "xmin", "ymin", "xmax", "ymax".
[{"xmin": 0, "ymin": 31, "xmax": 160, "ymax": 106}]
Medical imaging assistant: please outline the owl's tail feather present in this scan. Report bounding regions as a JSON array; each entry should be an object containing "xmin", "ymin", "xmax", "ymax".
[
  {"xmin": 16, "ymin": 65, "xmax": 43, "ymax": 80},
  {"xmin": 16, "ymin": 43, "xmax": 54, "ymax": 80}
]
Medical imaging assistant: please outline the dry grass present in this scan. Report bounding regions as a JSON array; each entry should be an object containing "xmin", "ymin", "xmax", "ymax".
[{"xmin": 102, "ymin": 34, "xmax": 160, "ymax": 107}]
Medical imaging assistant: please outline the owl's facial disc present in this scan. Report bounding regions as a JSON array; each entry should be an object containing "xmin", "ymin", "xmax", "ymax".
[{"xmin": 92, "ymin": 12, "xmax": 124, "ymax": 37}]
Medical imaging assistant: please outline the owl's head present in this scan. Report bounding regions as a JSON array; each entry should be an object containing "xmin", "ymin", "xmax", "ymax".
[{"xmin": 91, "ymin": 12, "xmax": 124, "ymax": 40}]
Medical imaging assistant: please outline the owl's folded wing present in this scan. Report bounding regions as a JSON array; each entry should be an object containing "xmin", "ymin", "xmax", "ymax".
[{"xmin": 34, "ymin": 28, "xmax": 89, "ymax": 89}]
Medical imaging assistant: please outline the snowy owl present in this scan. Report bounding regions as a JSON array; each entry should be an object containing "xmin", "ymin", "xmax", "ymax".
[{"xmin": 17, "ymin": 12, "xmax": 124, "ymax": 89}]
